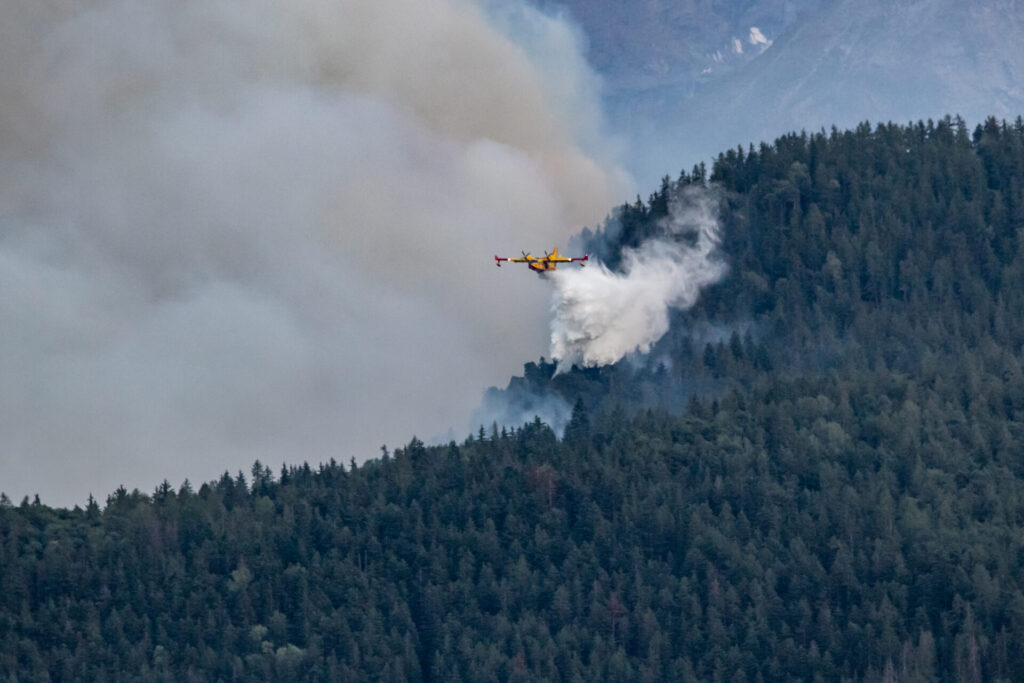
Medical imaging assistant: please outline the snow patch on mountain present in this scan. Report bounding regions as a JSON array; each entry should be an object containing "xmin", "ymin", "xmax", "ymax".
[{"xmin": 749, "ymin": 27, "xmax": 772, "ymax": 50}]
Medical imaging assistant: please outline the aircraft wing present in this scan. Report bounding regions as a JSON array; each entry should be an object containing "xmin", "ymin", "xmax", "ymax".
[
  {"xmin": 495, "ymin": 254, "xmax": 531, "ymax": 266},
  {"xmin": 547, "ymin": 250, "xmax": 588, "ymax": 264}
]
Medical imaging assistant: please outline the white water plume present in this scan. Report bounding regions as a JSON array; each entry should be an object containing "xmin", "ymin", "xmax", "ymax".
[{"xmin": 550, "ymin": 188, "xmax": 727, "ymax": 369}]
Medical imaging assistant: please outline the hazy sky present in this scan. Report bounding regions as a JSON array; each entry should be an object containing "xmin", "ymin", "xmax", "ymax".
[{"xmin": 0, "ymin": 0, "xmax": 630, "ymax": 506}]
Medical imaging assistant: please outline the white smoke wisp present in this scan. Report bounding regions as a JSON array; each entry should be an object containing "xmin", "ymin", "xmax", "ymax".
[
  {"xmin": 550, "ymin": 188, "xmax": 727, "ymax": 369},
  {"xmin": 0, "ymin": 0, "xmax": 630, "ymax": 506}
]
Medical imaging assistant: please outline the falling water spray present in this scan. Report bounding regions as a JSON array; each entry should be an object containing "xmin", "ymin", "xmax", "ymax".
[{"xmin": 550, "ymin": 187, "xmax": 727, "ymax": 370}]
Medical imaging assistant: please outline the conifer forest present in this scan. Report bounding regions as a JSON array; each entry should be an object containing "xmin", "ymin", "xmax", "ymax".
[{"xmin": 5, "ymin": 116, "xmax": 1024, "ymax": 681}]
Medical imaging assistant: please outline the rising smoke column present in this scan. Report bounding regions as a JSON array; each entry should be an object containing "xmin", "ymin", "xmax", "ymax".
[
  {"xmin": 550, "ymin": 187, "xmax": 727, "ymax": 369},
  {"xmin": 0, "ymin": 0, "xmax": 628, "ymax": 505}
]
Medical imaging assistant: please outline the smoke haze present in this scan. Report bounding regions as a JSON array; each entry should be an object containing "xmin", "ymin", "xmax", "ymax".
[
  {"xmin": 0, "ymin": 0, "xmax": 629, "ymax": 505},
  {"xmin": 471, "ymin": 383, "xmax": 572, "ymax": 438},
  {"xmin": 550, "ymin": 188, "xmax": 726, "ymax": 369}
]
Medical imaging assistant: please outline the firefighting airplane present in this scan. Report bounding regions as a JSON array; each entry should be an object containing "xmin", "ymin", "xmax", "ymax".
[{"xmin": 494, "ymin": 247, "xmax": 588, "ymax": 274}]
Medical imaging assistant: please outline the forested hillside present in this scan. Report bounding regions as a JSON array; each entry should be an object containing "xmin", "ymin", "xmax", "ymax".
[{"xmin": 4, "ymin": 116, "xmax": 1024, "ymax": 681}]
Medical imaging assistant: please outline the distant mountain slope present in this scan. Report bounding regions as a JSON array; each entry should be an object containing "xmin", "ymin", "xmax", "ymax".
[
  {"xmin": 546, "ymin": 0, "xmax": 1024, "ymax": 186},
  {"xmin": 683, "ymin": 0, "xmax": 1024, "ymax": 143},
  {"xmin": 537, "ymin": 0, "xmax": 814, "ymax": 92}
]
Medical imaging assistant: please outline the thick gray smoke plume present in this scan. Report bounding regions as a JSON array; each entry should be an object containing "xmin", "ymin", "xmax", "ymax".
[
  {"xmin": 0, "ymin": 0, "xmax": 628, "ymax": 505},
  {"xmin": 550, "ymin": 188, "xmax": 726, "ymax": 369}
]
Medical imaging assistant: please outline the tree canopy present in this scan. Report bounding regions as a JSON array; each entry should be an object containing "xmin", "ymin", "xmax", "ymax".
[{"xmin": 4, "ymin": 116, "xmax": 1024, "ymax": 681}]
